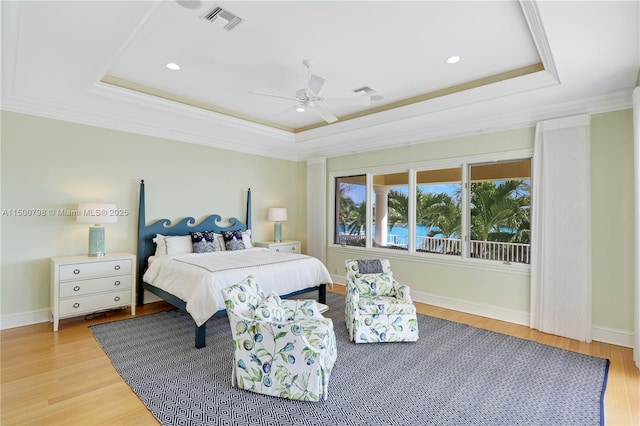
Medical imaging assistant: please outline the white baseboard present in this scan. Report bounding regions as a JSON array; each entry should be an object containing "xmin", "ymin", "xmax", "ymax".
[
  {"xmin": 330, "ymin": 275, "xmax": 634, "ymax": 348},
  {"xmin": 330, "ymin": 276, "xmax": 529, "ymax": 326},
  {"xmin": 0, "ymin": 290, "xmax": 163, "ymax": 331},
  {"xmin": 1, "ymin": 308, "xmax": 51, "ymax": 330},
  {"xmin": 591, "ymin": 326, "xmax": 635, "ymax": 348},
  {"xmin": 412, "ymin": 290, "xmax": 531, "ymax": 326},
  {"xmin": 2, "ymin": 284, "xmax": 634, "ymax": 349}
]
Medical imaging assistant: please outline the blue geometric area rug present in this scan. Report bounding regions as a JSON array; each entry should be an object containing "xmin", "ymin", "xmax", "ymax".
[{"xmin": 91, "ymin": 292, "xmax": 609, "ymax": 426}]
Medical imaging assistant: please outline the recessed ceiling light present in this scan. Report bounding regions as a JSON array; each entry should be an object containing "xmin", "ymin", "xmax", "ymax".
[
  {"xmin": 166, "ymin": 62, "xmax": 181, "ymax": 71},
  {"xmin": 446, "ymin": 56, "xmax": 461, "ymax": 64}
]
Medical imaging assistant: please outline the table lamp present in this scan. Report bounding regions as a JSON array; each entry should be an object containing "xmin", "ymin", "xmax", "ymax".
[
  {"xmin": 77, "ymin": 203, "xmax": 117, "ymax": 256},
  {"xmin": 267, "ymin": 207, "xmax": 287, "ymax": 243}
]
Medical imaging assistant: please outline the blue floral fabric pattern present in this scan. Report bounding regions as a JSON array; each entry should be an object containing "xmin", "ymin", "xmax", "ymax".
[
  {"xmin": 254, "ymin": 293, "xmax": 287, "ymax": 322},
  {"xmin": 221, "ymin": 275, "xmax": 337, "ymax": 401},
  {"xmin": 222, "ymin": 230, "xmax": 246, "ymax": 251},
  {"xmin": 344, "ymin": 259, "xmax": 419, "ymax": 343},
  {"xmin": 190, "ymin": 231, "xmax": 217, "ymax": 253},
  {"xmin": 352, "ymin": 272, "xmax": 396, "ymax": 297}
]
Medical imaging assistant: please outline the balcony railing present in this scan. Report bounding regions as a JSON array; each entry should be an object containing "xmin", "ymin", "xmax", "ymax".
[{"xmin": 336, "ymin": 233, "xmax": 531, "ymax": 264}]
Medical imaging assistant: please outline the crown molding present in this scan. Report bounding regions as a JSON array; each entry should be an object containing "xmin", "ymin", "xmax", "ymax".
[
  {"xmin": 3, "ymin": 86, "xmax": 632, "ymax": 162},
  {"xmin": 292, "ymin": 88, "xmax": 633, "ymax": 159}
]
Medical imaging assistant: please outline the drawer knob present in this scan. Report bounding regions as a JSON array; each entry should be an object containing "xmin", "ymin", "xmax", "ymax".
[
  {"xmin": 73, "ymin": 285, "xmax": 81, "ymax": 292},
  {"xmin": 114, "ymin": 280, "xmax": 121, "ymax": 286},
  {"xmin": 114, "ymin": 265, "xmax": 121, "ymax": 271},
  {"xmin": 73, "ymin": 302, "xmax": 80, "ymax": 308},
  {"xmin": 73, "ymin": 269, "xmax": 80, "ymax": 275},
  {"xmin": 114, "ymin": 296, "xmax": 121, "ymax": 302}
]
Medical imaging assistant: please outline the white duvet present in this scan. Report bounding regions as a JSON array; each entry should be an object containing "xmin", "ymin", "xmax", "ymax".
[{"xmin": 142, "ymin": 247, "xmax": 333, "ymax": 326}]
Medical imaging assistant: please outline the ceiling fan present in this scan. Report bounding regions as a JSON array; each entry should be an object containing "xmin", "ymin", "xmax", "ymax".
[{"xmin": 251, "ymin": 60, "xmax": 371, "ymax": 124}]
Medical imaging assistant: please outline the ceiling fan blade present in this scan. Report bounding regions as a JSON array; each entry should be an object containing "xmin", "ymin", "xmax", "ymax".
[
  {"xmin": 312, "ymin": 103, "xmax": 338, "ymax": 123},
  {"xmin": 251, "ymin": 90, "xmax": 300, "ymax": 102},
  {"xmin": 307, "ymin": 74, "xmax": 325, "ymax": 96},
  {"xmin": 325, "ymin": 96, "xmax": 371, "ymax": 106}
]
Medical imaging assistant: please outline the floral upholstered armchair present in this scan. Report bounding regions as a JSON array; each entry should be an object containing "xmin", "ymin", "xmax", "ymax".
[
  {"xmin": 221, "ymin": 275, "xmax": 337, "ymax": 401},
  {"xmin": 344, "ymin": 259, "xmax": 419, "ymax": 343}
]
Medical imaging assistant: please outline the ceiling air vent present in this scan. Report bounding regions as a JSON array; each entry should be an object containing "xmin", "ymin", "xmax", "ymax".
[
  {"xmin": 201, "ymin": 6, "xmax": 243, "ymax": 31},
  {"xmin": 353, "ymin": 86, "xmax": 376, "ymax": 96}
]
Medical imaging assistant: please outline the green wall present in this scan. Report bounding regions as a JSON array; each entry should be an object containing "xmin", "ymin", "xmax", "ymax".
[
  {"xmin": 591, "ymin": 110, "xmax": 635, "ymax": 331},
  {"xmin": 1, "ymin": 109, "xmax": 635, "ymax": 338},
  {"xmin": 327, "ymin": 110, "xmax": 636, "ymax": 334},
  {"xmin": 0, "ymin": 111, "xmax": 305, "ymax": 319}
]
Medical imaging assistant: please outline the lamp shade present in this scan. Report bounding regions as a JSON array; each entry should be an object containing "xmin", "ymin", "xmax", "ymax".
[
  {"xmin": 267, "ymin": 207, "xmax": 288, "ymax": 222},
  {"xmin": 76, "ymin": 203, "xmax": 118, "ymax": 224}
]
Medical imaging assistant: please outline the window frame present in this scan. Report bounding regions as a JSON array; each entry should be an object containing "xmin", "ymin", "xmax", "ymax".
[{"xmin": 328, "ymin": 149, "xmax": 533, "ymax": 275}]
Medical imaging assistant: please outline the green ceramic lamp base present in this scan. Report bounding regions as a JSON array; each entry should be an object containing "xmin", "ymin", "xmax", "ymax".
[{"xmin": 88, "ymin": 226, "xmax": 105, "ymax": 256}]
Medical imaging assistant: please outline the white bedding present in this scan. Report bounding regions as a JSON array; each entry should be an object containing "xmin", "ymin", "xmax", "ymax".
[{"xmin": 142, "ymin": 247, "xmax": 333, "ymax": 326}]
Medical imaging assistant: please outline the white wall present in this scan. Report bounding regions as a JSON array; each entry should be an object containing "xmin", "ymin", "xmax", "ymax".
[{"xmin": 0, "ymin": 111, "xmax": 306, "ymax": 327}]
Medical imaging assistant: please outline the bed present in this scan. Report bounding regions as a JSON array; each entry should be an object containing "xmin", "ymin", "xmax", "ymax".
[{"xmin": 136, "ymin": 180, "xmax": 332, "ymax": 348}]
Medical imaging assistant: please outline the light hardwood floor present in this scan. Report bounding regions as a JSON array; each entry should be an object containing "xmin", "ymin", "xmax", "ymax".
[{"xmin": 2, "ymin": 287, "xmax": 638, "ymax": 426}]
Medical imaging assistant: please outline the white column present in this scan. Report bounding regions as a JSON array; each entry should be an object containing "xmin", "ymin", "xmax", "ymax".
[
  {"xmin": 306, "ymin": 158, "xmax": 326, "ymax": 262},
  {"xmin": 632, "ymin": 87, "xmax": 640, "ymax": 367},
  {"xmin": 374, "ymin": 186, "xmax": 390, "ymax": 246}
]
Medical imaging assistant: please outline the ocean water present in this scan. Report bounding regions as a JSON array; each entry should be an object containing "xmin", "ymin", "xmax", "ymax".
[{"xmin": 340, "ymin": 224, "xmax": 443, "ymax": 241}]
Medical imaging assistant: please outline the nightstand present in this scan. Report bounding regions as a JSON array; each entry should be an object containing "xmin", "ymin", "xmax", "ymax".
[
  {"xmin": 50, "ymin": 252, "xmax": 136, "ymax": 331},
  {"xmin": 254, "ymin": 240, "xmax": 301, "ymax": 254}
]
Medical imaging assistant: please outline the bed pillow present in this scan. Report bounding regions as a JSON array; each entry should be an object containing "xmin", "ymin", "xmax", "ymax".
[
  {"xmin": 222, "ymin": 230, "xmax": 246, "ymax": 251},
  {"xmin": 242, "ymin": 229, "xmax": 253, "ymax": 248},
  {"xmin": 213, "ymin": 233, "xmax": 226, "ymax": 251},
  {"xmin": 216, "ymin": 230, "xmax": 251, "ymax": 250},
  {"xmin": 153, "ymin": 234, "xmax": 167, "ymax": 256},
  {"xmin": 153, "ymin": 234, "xmax": 193, "ymax": 256},
  {"xmin": 165, "ymin": 235, "xmax": 194, "ymax": 255},
  {"xmin": 190, "ymin": 231, "xmax": 217, "ymax": 253},
  {"xmin": 254, "ymin": 293, "xmax": 286, "ymax": 322}
]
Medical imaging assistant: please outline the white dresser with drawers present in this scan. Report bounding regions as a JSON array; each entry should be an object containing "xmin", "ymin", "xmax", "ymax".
[{"xmin": 50, "ymin": 252, "xmax": 136, "ymax": 331}]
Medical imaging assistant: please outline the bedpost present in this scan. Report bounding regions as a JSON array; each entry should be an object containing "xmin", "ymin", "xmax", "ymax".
[
  {"xmin": 246, "ymin": 188, "xmax": 252, "ymax": 230},
  {"xmin": 318, "ymin": 284, "xmax": 327, "ymax": 304},
  {"xmin": 137, "ymin": 179, "xmax": 146, "ymax": 306}
]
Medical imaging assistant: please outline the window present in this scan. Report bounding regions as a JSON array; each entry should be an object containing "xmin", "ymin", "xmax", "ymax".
[
  {"xmin": 335, "ymin": 175, "xmax": 366, "ymax": 246},
  {"xmin": 415, "ymin": 168, "xmax": 462, "ymax": 257},
  {"xmin": 332, "ymin": 153, "xmax": 532, "ymax": 266},
  {"xmin": 468, "ymin": 160, "xmax": 531, "ymax": 264},
  {"xmin": 372, "ymin": 172, "xmax": 409, "ymax": 250}
]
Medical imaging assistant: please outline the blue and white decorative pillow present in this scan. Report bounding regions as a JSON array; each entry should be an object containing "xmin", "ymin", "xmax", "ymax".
[
  {"xmin": 190, "ymin": 231, "xmax": 217, "ymax": 253},
  {"xmin": 222, "ymin": 230, "xmax": 246, "ymax": 251}
]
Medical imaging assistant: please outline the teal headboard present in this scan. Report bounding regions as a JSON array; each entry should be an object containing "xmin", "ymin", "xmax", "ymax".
[{"xmin": 136, "ymin": 180, "xmax": 252, "ymax": 305}]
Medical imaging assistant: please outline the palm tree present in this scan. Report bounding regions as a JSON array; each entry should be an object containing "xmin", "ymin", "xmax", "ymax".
[
  {"xmin": 336, "ymin": 183, "xmax": 367, "ymax": 245},
  {"xmin": 427, "ymin": 195, "xmax": 462, "ymax": 240},
  {"xmin": 387, "ymin": 188, "xmax": 410, "ymax": 230},
  {"xmin": 470, "ymin": 180, "xmax": 529, "ymax": 241}
]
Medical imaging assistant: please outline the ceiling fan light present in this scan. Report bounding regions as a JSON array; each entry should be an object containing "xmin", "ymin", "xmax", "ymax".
[{"xmin": 296, "ymin": 106, "xmax": 305, "ymax": 112}]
